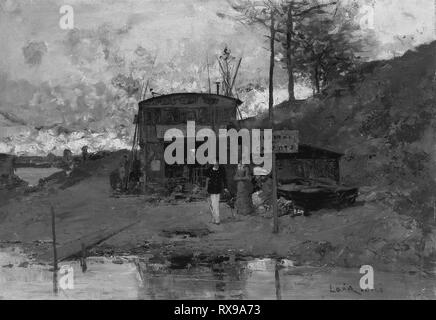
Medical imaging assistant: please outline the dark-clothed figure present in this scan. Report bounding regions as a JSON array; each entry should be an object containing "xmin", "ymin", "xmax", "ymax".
[
  {"xmin": 81, "ymin": 146, "xmax": 89, "ymax": 162},
  {"xmin": 205, "ymin": 160, "xmax": 228, "ymax": 224},
  {"xmin": 130, "ymin": 157, "xmax": 142, "ymax": 182},
  {"xmin": 63, "ymin": 149, "xmax": 73, "ymax": 165},
  {"xmin": 126, "ymin": 157, "xmax": 142, "ymax": 192}
]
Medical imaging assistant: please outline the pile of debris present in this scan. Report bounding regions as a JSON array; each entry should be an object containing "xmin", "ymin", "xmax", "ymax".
[
  {"xmin": 164, "ymin": 178, "xmax": 206, "ymax": 202},
  {"xmin": 133, "ymin": 179, "xmax": 207, "ymax": 205},
  {"xmin": 251, "ymin": 175, "xmax": 302, "ymax": 217},
  {"xmin": 277, "ymin": 197, "xmax": 305, "ymax": 217}
]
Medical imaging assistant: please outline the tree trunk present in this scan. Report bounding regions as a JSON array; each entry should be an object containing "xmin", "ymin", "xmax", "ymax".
[
  {"xmin": 286, "ymin": 4, "xmax": 295, "ymax": 102},
  {"xmin": 314, "ymin": 66, "xmax": 320, "ymax": 94},
  {"xmin": 269, "ymin": 9, "xmax": 279, "ymax": 234},
  {"xmin": 269, "ymin": 13, "xmax": 275, "ymax": 122}
]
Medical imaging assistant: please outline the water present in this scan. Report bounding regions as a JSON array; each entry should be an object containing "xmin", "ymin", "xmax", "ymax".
[
  {"xmin": 15, "ymin": 167, "xmax": 63, "ymax": 186},
  {"xmin": 1, "ymin": 251, "xmax": 435, "ymax": 300},
  {"xmin": 0, "ymin": 253, "xmax": 140, "ymax": 300},
  {"xmin": 137, "ymin": 258, "xmax": 436, "ymax": 300}
]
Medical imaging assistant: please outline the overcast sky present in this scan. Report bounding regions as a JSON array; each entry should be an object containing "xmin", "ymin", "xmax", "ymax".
[{"xmin": 0, "ymin": 0, "xmax": 435, "ymax": 93}]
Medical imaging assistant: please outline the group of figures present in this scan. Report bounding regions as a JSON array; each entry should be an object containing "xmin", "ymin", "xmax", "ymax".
[
  {"xmin": 107, "ymin": 154, "xmax": 269, "ymax": 219},
  {"xmin": 110, "ymin": 154, "xmax": 142, "ymax": 193},
  {"xmin": 61, "ymin": 146, "xmax": 89, "ymax": 174},
  {"xmin": 206, "ymin": 160, "xmax": 271, "ymax": 225}
]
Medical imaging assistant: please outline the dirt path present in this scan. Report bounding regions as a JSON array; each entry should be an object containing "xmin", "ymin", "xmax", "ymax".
[
  {"xmin": 0, "ymin": 154, "xmax": 430, "ymax": 272},
  {"xmin": 0, "ymin": 174, "xmax": 292, "ymax": 259}
]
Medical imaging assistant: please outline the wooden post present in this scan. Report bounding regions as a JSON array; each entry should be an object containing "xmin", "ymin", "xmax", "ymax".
[
  {"xmin": 80, "ymin": 243, "xmax": 87, "ymax": 273},
  {"xmin": 51, "ymin": 205, "xmax": 58, "ymax": 294},
  {"xmin": 213, "ymin": 94, "xmax": 217, "ymax": 134},
  {"xmin": 269, "ymin": 9, "xmax": 279, "ymax": 234},
  {"xmin": 433, "ymin": 198, "xmax": 435, "ymax": 223},
  {"xmin": 142, "ymin": 112, "xmax": 147, "ymax": 194},
  {"xmin": 143, "ymin": 149, "xmax": 147, "ymax": 193},
  {"xmin": 125, "ymin": 118, "xmax": 138, "ymax": 190}
]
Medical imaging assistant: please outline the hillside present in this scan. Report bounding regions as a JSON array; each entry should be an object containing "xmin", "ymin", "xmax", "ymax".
[{"xmin": 272, "ymin": 41, "xmax": 436, "ymax": 223}]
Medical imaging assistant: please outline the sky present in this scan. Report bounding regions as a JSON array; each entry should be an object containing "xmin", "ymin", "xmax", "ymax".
[
  {"xmin": 0, "ymin": 0, "xmax": 435, "ymax": 80},
  {"xmin": 0, "ymin": 0, "xmax": 435, "ymax": 155},
  {"xmin": 1, "ymin": 0, "xmax": 435, "ymax": 88}
]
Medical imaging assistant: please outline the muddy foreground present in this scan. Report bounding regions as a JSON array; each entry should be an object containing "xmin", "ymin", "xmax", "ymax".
[{"xmin": 0, "ymin": 152, "xmax": 435, "ymax": 276}]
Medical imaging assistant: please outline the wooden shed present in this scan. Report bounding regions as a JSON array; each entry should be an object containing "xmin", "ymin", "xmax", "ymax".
[
  {"xmin": 235, "ymin": 117, "xmax": 344, "ymax": 184},
  {"xmin": 276, "ymin": 144, "xmax": 343, "ymax": 184}
]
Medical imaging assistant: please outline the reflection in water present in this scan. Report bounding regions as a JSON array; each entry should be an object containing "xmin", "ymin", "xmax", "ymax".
[
  {"xmin": 275, "ymin": 264, "xmax": 281, "ymax": 300},
  {"xmin": 1, "ymin": 253, "xmax": 436, "ymax": 300},
  {"xmin": 53, "ymin": 270, "xmax": 58, "ymax": 295},
  {"xmin": 136, "ymin": 258, "xmax": 436, "ymax": 300},
  {"xmin": 0, "ymin": 257, "xmax": 140, "ymax": 300}
]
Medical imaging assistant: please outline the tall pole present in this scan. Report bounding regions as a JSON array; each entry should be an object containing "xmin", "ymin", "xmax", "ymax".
[
  {"xmin": 125, "ymin": 119, "xmax": 138, "ymax": 190},
  {"xmin": 142, "ymin": 112, "xmax": 147, "ymax": 194},
  {"xmin": 230, "ymin": 57, "xmax": 242, "ymax": 95},
  {"xmin": 206, "ymin": 55, "xmax": 211, "ymax": 94},
  {"xmin": 269, "ymin": 9, "xmax": 279, "ymax": 234},
  {"xmin": 140, "ymin": 54, "xmax": 158, "ymax": 194},
  {"xmin": 80, "ymin": 243, "xmax": 87, "ymax": 273},
  {"xmin": 51, "ymin": 205, "xmax": 59, "ymax": 294}
]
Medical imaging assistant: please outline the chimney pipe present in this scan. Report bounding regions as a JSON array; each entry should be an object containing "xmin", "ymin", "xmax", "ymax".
[{"xmin": 215, "ymin": 82, "xmax": 220, "ymax": 95}]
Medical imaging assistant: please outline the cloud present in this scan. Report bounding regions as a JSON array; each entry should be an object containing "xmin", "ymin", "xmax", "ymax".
[
  {"xmin": 0, "ymin": 0, "xmax": 21, "ymax": 14},
  {"xmin": 1, "ymin": 0, "xmax": 435, "ymax": 156}
]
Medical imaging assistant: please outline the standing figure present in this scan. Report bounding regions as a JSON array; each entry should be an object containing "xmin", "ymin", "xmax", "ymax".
[
  {"xmin": 127, "ymin": 156, "xmax": 142, "ymax": 192},
  {"xmin": 122, "ymin": 154, "xmax": 130, "ymax": 188},
  {"xmin": 81, "ymin": 146, "xmax": 89, "ymax": 162},
  {"xmin": 62, "ymin": 149, "xmax": 73, "ymax": 167},
  {"xmin": 109, "ymin": 158, "xmax": 128, "ymax": 192},
  {"xmin": 62, "ymin": 149, "xmax": 74, "ymax": 176},
  {"xmin": 234, "ymin": 162, "xmax": 254, "ymax": 215},
  {"xmin": 260, "ymin": 174, "xmax": 273, "ymax": 207},
  {"xmin": 118, "ymin": 162, "xmax": 126, "ymax": 191},
  {"xmin": 130, "ymin": 156, "xmax": 142, "ymax": 183},
  {"xmin": 109, "ymin": 168, "xmax": 121, "ymax": 191},
  {"xmin": 205, "ymin": 159, "xmax": 228, "ymax": 225}
]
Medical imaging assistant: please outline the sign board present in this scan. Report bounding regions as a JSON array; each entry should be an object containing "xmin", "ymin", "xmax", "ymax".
[
  {"xmin": 155, "ymin": 124, "xmax": 226, "ymax": 139},
  {"xmin": 272, "ymin": 130, "xmax": 299, "ymax": 153},
  {"xmin": 251, "ymin": 130, "xmax": 299, "ymax": 154},
  {"xmin": 150, "ymin": 160, "xmax": 161, "ymax": 171}
]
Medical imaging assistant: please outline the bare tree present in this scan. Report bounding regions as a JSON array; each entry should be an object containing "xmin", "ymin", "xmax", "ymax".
[{"xmin": 228, "ymin": 0, "xmax": 336, "ymax": 102}]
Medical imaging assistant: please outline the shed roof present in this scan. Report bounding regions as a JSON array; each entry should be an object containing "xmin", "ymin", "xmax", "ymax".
[
  {"xmin": 139, "ymin": 93, "xmax": 243, "ymax": 109},
  {"xmin": 276, "ymin": 144, "xmax": 343, "ymax": 159}
]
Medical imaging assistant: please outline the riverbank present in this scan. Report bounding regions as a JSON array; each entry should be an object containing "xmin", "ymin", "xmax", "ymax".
[{"xmin": 0, "ymin": 151, "xmax": 434, "ymax": 275}]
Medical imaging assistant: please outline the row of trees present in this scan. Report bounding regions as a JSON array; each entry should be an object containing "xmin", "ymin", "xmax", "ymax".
[{"xmin": 228, "ymin": 0, "xmax": 376, "ymax": 101}]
